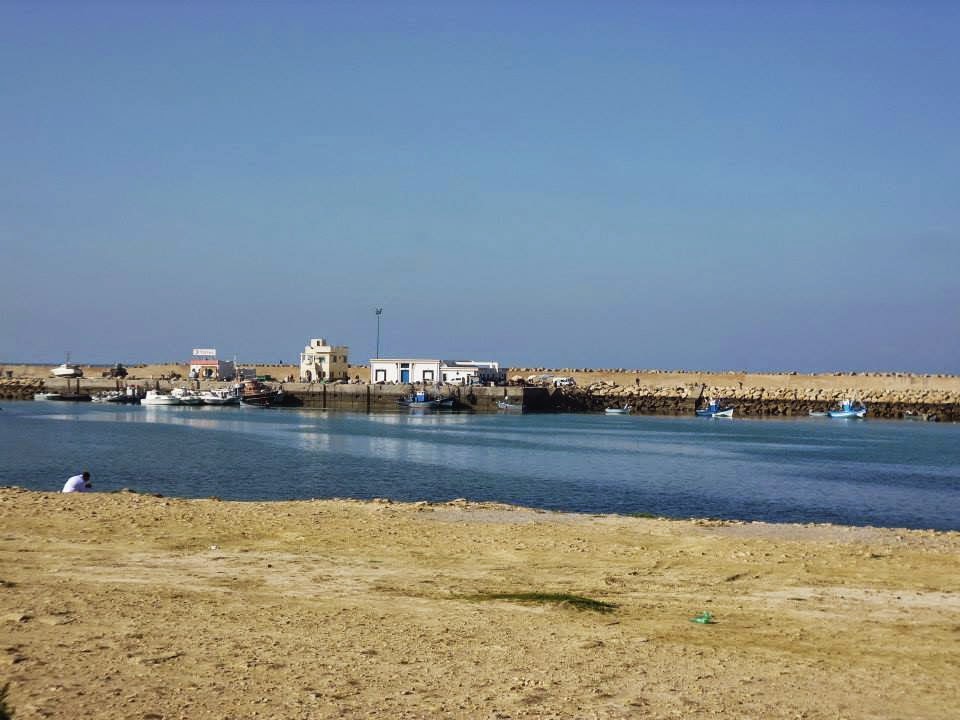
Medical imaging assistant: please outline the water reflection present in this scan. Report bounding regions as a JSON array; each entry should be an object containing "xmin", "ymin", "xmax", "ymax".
[{"xmin": 4, "ymin": 401, "xmax": 959, "ymax": 530}]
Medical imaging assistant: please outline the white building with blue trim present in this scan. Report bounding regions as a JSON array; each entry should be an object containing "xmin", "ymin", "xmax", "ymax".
[{"xmin": 370, "ymin": 358, "xmax": 504, "ymax": 385}]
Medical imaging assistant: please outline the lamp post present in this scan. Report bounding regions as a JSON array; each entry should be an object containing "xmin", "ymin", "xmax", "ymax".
[{"xmin": 375, "ymin": 308, "xmax": 383, "ymax": 359}]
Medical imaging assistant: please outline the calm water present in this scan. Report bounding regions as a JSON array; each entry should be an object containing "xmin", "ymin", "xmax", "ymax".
[{"xmin": 1, "ymin": 401, "xmax": 958, "ymax": 530}]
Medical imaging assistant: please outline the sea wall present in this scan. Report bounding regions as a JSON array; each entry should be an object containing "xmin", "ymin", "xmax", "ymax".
[
  {"xmin": 555, "ymin": 381, "xmax": 959, "ymax": 421},
  {"xmin": 276, "ymin": 383, "xmax": 548, "ymax": 413},
  {"xmin": 2, "ymin": 369, "xmax": 957, "ymax": 419}
]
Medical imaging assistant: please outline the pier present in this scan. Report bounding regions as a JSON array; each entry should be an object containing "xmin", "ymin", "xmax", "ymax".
[{"xmin": 2, "ymin": 373, "xmax": 957, "ymax": 420}]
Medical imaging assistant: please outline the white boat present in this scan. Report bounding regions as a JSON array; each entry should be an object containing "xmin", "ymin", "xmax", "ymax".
[
  {"xmin": 171, "ymin": 387, "xmax": 203, "ymax": 405},
  {"xmin": 827, "ymin": 400, "xmax": 867, "ymax": 419},
  {"xmin": 50, "ymin": 358, "xmax": 83, "ymax": 378},
  {"xmin": 141, "ymin": 390, "xmax": 180, "ymax": 406},
  {"xmin": 91, "ymin": 391, "xmax": 123, "ymax": 403},
  {"xmin": 604, "ymin": 405, "xmax": 632, "ymax": 415},
  {"xmin": 201, "ymin": 388, "xmax": 240, "ymax": 405},
  {"xmin": 496, "ymin": 400, "xmax": 524, "ymax": 411},
  {"xmin": 33, "ymin": 391, "xmax": 62, "ymax": 401}
]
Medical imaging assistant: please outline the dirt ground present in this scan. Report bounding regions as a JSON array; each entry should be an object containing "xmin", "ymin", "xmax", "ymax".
[{"xmin": 2, "ymin": 489, "xmax": 958, "ymax": 719}]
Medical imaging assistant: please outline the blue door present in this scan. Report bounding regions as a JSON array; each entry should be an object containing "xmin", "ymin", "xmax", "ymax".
[{"xmin": 401, "ymin": 369, "xmax": 410, "ymax": 383}]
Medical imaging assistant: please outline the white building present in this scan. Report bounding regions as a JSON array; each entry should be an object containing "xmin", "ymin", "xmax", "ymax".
[
  {"xmin": 370, "ymin": 358, "xmax": 504, "ymax": 385},
  {"xmin": 299, "ymin": 338, "xmax": 350, "ymax": 382},
  {"xmin": 440, "ymin": 360, "xmax": 505, "ymax": 385},
  {"xmin": 369, "ymin": 358, "xmax": 440, "ymax": 384},
  {"xmin": 188, "ymin": 349, "xmax": 236, "ymax": 380}
]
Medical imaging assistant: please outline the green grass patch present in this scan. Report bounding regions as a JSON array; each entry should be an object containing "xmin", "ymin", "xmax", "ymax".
[{"xmin": 467, "ymin": 591, "xmax": 616, "ymax": 613}]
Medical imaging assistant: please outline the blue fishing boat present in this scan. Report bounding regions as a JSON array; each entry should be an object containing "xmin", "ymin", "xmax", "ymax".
[
  {"xmin": 827, "ymin": 399, "xmax": 867, "ymax": 419},
  {"xmin": 398, "ymin": 390, "xmax": 441, "ymax": 409},
  {"xmin": 695, "ymin": 399, "xmax": 734, "ymax": 418}
]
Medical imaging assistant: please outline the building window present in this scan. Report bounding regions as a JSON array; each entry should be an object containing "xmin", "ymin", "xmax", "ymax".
[
  {"xmin": 375, "ymin": 369, "xmax": 386, "ymax": 382},
  {"xmin": 423, "ymin": 370, "xmax": 434, "ymax": 381}
]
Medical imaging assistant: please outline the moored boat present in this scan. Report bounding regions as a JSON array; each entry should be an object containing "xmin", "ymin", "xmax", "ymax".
[
  {"xmin": 696, "ymin": 399, "xmax": 734, "ymax": 418},
  {"xmin": 827, "ymin": 400, "xmax": 867, "ymax": 419},
  {"xmin": 604, "ymin": 405, "xmax": 632, "ymax": 415},
  {"xmin": 201, "ymin": 388, "xmax": 241, "ymax": 406},
  {"xmin": 33, "ymin": 391, "xmax": 62, "ymax": 401},
  {"xmin": 399, "ymin": 390, "xmax": 441, "ymax": 409},
  {"xmin": 141, "ymin": 390, "xmax": 180, "ymax": 406},
  {"xmin": 238, "ymin": 379, "xmax": 283, "ymax": 407},
  {"xmin": 92, "ymin": 391, "xmax": 123, "ymax": 403},
  {"xmin": 496, "ymin": 400, "xmax": 524, "ymax": 412},
  {"xmin": 171, "ymin": 387, "xmax": 204, "ymax": 405}
]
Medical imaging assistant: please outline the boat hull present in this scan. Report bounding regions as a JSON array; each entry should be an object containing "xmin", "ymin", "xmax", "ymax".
[
  {"xmin": 202, "ymin": 396, "xmax": 240, "ymax": 406},
  {"xmin": 696, "ymin": 408, "xmax": 734, "ymax": 418},
  {"xmin": 240, "ymin": 392, "xmax": 282, "ymax": 407},
  {"xmin": 827, "ymin": 410, "xmax": 866, "ymax": 419}
]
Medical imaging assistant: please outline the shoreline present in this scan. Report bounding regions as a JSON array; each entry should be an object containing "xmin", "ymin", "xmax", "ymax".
[
  {"xmin": 2, "ymin": 487, "xmax": 958, "ymax": 718},
  {"xmin": 12, "ymin": 483, "xmax": 960, "ymax": 536}
]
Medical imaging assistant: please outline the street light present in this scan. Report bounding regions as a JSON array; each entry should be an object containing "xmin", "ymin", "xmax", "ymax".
[{"xmin": 375, "ymin": 308, "xmax": 383, "ymax": 359}]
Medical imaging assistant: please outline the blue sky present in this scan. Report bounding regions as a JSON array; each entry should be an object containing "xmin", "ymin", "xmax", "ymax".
[{"xmin": 1, "ymin": 1, "xmax": 957, "ymax": 372}]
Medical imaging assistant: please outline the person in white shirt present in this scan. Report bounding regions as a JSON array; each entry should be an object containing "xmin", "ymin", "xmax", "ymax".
[{"xmin": 62, "ymin": 471, "xmax": 92, "ymax": 493}]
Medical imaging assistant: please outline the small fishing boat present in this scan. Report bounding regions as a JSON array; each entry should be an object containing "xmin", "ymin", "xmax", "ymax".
[
  {"xmin": 496, "ymin": 400, "xmax": 524, "ymax": 412},
  {"xmin": 604, "ymin": 405, "xmax": 632, "ymax": 415},
  {"xmin": 808, "ymin": 410, "xmax": 829, "ymax": 417},
  {"xmin": 827, "ymin": 400, "xmax": 867, "ymax": 419},
  {"xmin": 238, "ymin": 379, "xmax": 283, "ymax": 407},
  {"xmin": 33, "ymin": 391, "xmax": 62, "ymax": 401},
  {"xmin": 696, "ymin": 399, "xmax": 734, "ymax": 418},
  {"xmin": 398, "ymin": 390, "xmax": 441, "ymax": 409},
  {"xmin": 91, "ymin": 391, "xmax": 123, "ymax": 403},
  {"xmin": 171, "ymin": 387, "xmax": 204, "ymax": 405},
  {"xmin": 141, "ymin": 390, "xmax": 180, "ymax": 406},
  {"xmin": 201, "ymin": 388, "xmax": 240, "ymax": 406}
]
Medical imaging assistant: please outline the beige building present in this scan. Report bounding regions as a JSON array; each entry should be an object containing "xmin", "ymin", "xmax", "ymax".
[{"xmin": 299, "ymin": 338, "xmax": 349, "ymax": 382}]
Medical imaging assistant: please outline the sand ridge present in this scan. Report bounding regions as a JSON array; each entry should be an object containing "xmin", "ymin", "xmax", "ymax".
[{"xmin": 1, "ymin": 488, "xmax": 959, "ymax": 718}]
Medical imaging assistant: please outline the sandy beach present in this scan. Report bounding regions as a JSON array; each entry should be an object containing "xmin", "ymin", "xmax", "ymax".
[{"xmin": 1, "ymin": 488, "xmax": 958, "ymax": 719}]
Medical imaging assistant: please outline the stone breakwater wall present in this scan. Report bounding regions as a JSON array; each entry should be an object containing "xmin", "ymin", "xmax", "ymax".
[
  {"xmin": 0, "ymin": 378, "xmax": 47, "ymax": 400},
  {"xmin": 3, "ymin": 371, "xmax": 958, "ymax": 419},
  {"xmin": 557, "ymin": 381, "xmax": 960, "ymax": 421}
]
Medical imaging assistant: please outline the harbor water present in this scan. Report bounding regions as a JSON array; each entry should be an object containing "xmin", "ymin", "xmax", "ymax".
[{"xmin": 1, "ymin": 401, "xmax": 958, "ymax": 531}]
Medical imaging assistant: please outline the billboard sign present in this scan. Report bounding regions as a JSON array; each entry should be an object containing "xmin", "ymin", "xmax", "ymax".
[{"xmin": 192, "ymin": 348, "xmax": 217, "ymax": 357}]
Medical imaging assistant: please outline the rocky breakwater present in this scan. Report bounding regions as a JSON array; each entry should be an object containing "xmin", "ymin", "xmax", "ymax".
[
  {"xmin": 555, "ymin": 379, "xmax": 960, "ymax": 421},
  {"xmin": 0, "ymin": 378, "xmax": 47, "ymax": 401}
]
